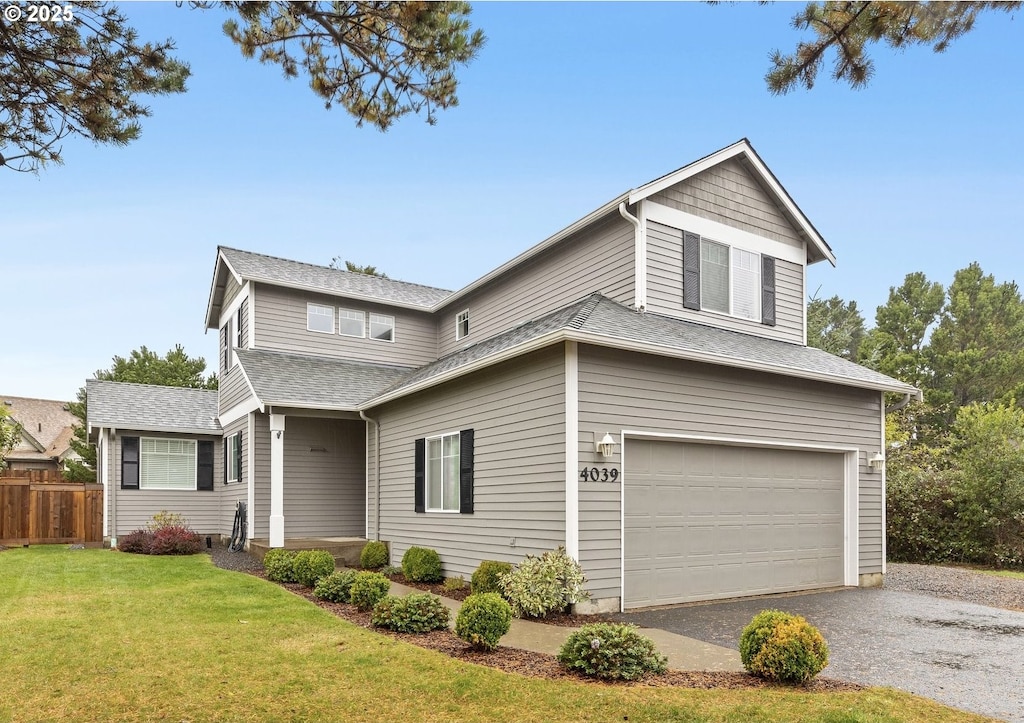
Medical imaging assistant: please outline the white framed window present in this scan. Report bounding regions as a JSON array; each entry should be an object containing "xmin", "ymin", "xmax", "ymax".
[
  {"xmin": 226, "ymin": 433, "xmax": 240, "ymax": 484},
  {"xmin": 426, "ymin": 432, "xmax": 461, "ymax": 512},
  {"xmin": 456, "ymin": 309, "xmax": 470, "ymax": 340},
  {"xmin": 140, "ymin": 438, "xmax": 197, "ymax": 490},
  {"xmin": 235, "ymin": 305, "xmax": 244, "ymax": 349},
  {"xmin": 699, "ymin": 239, "xmax": 760, "ymax": 320},
  {"xmin": 369, "ymin": 313, "xmax": 394, "ymax": 342},
  {"xmin": 339, "ymin": 309, "xmax": 365, "ymax": 338},
  {"xmin": 307, "ymin": 303, "xmax": 334, "ymax": 333}
]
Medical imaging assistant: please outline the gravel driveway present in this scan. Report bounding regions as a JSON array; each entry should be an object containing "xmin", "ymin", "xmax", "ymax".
[{"xmin": 613, "ymin": 564, "xmax": 1024, "ymax": 722}]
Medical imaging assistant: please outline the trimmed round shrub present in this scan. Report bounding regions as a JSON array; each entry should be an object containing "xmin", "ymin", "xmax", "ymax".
[
  {"xmin": 313, "ymin": 570, "xmax": 358, "ymax": 603},
  {"xmin": 350, "ymin": 571, "xmax": 391, "ymax": 611},
  {"xmin": 557, "ymin": 623, "xmax": 667, "ymax": 681},
  {"xmin": 371, "ymin": 593, "xmax": 450, "ymax": 633},
  {"xmin": 293, "ymin": 550, "xmax": 336, "ymax": 587},
  {"xmin": 454, "ymin": 593, "xmax": 512, "ymax": 651},
  {"xmin": 118, "ymin": 529, "xmax": 154, "ymax": 555},
  {"xmin": 149, "ymin": 525, "xmax": 203, "ymax": 555},
  {"xmin": 263, "ymin": 549, "xmax": 297, "ymax": 583},
  {"xmin": 470, "ymin": 560, "xmax": 512, "ymax": 595},
  {"xmin": 360, "ymin": 540, "xmax": 389, "ymax": 570},
  {"xmin": 401, "ymin": 546, "xmax": 443, "ymax": 583},
  {"xmin": 740, "ymin": 609, "xmax": 829, "ymax": 683},
  {"xmin": 500, "ymin": 546, "xmax": 590, "ymax": 618}
]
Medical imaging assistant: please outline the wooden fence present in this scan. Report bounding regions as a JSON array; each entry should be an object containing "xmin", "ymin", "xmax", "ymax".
[{"xmin": 0, "ymin": 475, "xmax": 103, "ymax": 545}]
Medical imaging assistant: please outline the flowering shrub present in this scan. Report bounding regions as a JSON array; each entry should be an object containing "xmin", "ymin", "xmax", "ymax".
[
  {"xmin": 557, "ymin": 623, "xmax": 666, "ymax": 680},
  {"xmin": 499, "ymin": 546, "xmax": 589, "ymax": 618}
]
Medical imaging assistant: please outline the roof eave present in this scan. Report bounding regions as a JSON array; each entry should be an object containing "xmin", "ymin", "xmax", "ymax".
[
  {"xmin": 90, "ymin": 423, "xmax": 221, "ymax": 436},
  {"xmin": 204, "ymin": 249, "xmax": 243, "ymax": 330}
]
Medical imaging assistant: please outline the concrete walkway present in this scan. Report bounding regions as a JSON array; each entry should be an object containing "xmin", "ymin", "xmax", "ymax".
[{"xmin": 388, "ymin": 581, "xmax": 742, "ymax": 672}]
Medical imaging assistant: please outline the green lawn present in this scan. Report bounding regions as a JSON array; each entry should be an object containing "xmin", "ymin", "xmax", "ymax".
[
  {"xmin": 0, "ymin": 548, "xmax": 995, "ymax": 723},
  {"xmin": 981, "ymin": 569, "xmax": 1024, "ymax": 581}
]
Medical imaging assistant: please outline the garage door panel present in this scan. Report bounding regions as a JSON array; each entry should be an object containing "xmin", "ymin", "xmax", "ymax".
[{"xmin": 624, "ymin": 439, "xmax": 846, "ymax": 608}]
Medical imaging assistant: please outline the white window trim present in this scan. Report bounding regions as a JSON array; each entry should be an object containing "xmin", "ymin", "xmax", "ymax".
[
  {"xmin": 456, "ymin": 309, "xmax": 470, "ymax": 340},
  {"xmin": 369, "ymin": 313, "xmax": 395, "ymax": 343},
  {"xmin": 699, "ymin": 238, "xmax": 762, "ymax": 322},
  {"xmin": 226, "ymin": 433, "xmax": 240, "ymax": 484},
  {"xmin": 339, "ymin": 308, "xmax": 366, "ymax": 338},
  {"xmin": 235, "ymin": 306, "xmax": 243, "ymax": 349},
  {"xmin": 307, "ymin": 303, "xmax": 335, "ymax": 334},
  {"xmin": 139, "ymin": 437, "xmax": 198, "ymax": 491},
  {"xmin": 425, "ymin": 430, "xmax": 461, "ymax": 513}
]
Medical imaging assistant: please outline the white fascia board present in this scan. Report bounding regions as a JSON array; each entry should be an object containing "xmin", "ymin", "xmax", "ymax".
[
  {"xmin": 219, "ymin": 280, "xmax": 250, "ymax": 328},
  {"xmin": 218, "ymin": 396, "xmax": 261, "ymax": 428},
  {"xmin": 644, "ymin": 203, "xmax": 806, "ymax": 266},
  {"xmin": 204, "ymin": 250, "xmax": 244, "ymax": 331},
  {"xmin": 628, "ymin": 140, "xmax": 749, "ymax": 204},
  {"xmin": 232, "ymin": 358, "xmax": 263, "ymax": 414},
  {"xmin": 431, "ymin": 193, "xmax": 630, "ymax": 312},
  {"xmin": 115, "ymin": 425, "xmax": 221, "ymax": 436}
]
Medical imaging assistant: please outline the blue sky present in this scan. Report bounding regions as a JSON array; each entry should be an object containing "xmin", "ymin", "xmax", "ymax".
[{"xmin": 4, "ymin": 1, "xmax": 1021, "ymax": 402}]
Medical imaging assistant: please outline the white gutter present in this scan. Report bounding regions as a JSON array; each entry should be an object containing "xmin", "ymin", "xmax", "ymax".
[{"xmin": 359, "ymin": 410, "xmax": 381, "ymax": 541}]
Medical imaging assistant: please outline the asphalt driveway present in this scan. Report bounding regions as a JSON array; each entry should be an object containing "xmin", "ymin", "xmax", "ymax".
[{"xmin": 613, "ymin": 587, "xmax": 1024, "ymax": 722}]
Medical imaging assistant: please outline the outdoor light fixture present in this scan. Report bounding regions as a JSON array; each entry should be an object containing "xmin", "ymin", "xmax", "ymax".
[
  {"xmin": 868, "ymin": 452, "xmax": 886, "ymax": 470},
  {"xmin": 596, "ymin": 433, "xmax": 616, "ymax": 457}
]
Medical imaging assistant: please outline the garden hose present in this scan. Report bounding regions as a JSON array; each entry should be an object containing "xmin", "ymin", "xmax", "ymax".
[{"xmin": 229, "ymin": 501, "xmax": 247, "ymax": 552}]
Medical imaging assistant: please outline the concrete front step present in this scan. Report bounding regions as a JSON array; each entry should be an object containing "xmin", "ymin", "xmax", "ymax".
[{"xmin": 248, "ymin": 537, "xmax": 375, "ymax": 567}]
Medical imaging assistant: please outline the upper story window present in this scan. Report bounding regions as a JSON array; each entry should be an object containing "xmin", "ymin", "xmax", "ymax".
[
  {"xmin": 369, "ymin": 313, "xmax": 394, "ymax": 342},
  {"xmin": 456, "ymin": 310, "xmax": 470, "ymax": 340},
  {"xmin": 307, "ymin": 303, "xmax": 334, "ymax": 333},
  {"xmin": 235, "ymin": 305, "xmax": 244, "ymax": 349},
  {"xmin": 339, "ymin": 309, "xmax": 365, "ymax": 338},
  {"xmin": 694, "ymin": 237, "xmax": 761, "ymax": 322}
]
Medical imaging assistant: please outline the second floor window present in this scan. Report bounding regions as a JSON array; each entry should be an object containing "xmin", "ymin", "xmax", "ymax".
[
  {"xmin": 307, "ymin": 303, "xmax": 334, "ymax": 333},
  {"xmin": 700, "ymin": 239, "xmax": 760, "ymax": 321},
  {"xmin": 340, "ymin": 309, "xmax": 365, "ymax": 338},
  {"xmin": 456, "ymin": 310, "xmax": 470, "ymax": 340},
  {"xmin": 370, "ymin": 313, "xmax": 394, "ymax": 342}
]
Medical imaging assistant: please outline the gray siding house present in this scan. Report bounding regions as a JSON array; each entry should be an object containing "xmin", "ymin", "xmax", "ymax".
[{"xmin": 90, "ymin": 139, "xmax": 919, "ymax": 612}]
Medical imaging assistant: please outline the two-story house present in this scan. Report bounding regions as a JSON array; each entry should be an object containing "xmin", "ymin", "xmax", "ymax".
[{"xmin": 88, "ymin": 139, "xmax": 918, "ymax": 612}]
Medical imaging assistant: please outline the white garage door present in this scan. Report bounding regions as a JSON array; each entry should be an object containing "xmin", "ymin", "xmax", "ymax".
[{"xmin": 624, "ymin": 438, "xmax": 845, "ymax": 609}]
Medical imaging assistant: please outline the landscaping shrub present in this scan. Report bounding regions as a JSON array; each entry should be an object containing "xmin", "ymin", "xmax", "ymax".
[
  {"xmin": 401, "ymin": 546, "xmax": 443, "ymax": 583},
  {"xmin": 740, "ymin": 609, "xmax": 829, "ymax": 684},
  {"xmin": 380, "ymin": 565, "xmax": 401, "ymax": 577},
  {"xmin": 371, "ymin": 593, "xmax": 450, "ymax": 632},
  {"xmin": 118, "ymin": 529, "xmax": 154, "ymax": 554},
  {"xmin": 454, "ymin": 593, "xmax": 512, "ymax": 651},
  {"xmin": 149, "ymin": 525, "xmax": 202, "ymax": 555},
  {"xmin": 557, "ymin": 623, "xmax": 667, "ymax": 681},
  {"xmin": 293, "ymin": 550, "xmax": 336, "ymax": 587},
  {"xmin": 313, "ymin": 570, "xmax": 358, "ymax": 603},
  {"xmin": 500, "ymin": 546, "xmax": 589, "ymax": 618},
  {"xmin": 349, "ymin": 571, "xmax": 391, "ymax": 611},
  {"xmin": 263, "ymin": 549, "xmax": 297, "ymax": 583},
  {"xmin": 146, "ymin": 510, "xmax": 189, "ymax": 532},
  {"xmin": 360, "ymin": 540, "xmax": 389, "ymax": 570},
  {"xmin": 443, "ymin": 576, "xmax": 467, "ymax": 593},
  {"xmin": 470, "ymin": 560, "xmax": 512, "ymax": 595}
]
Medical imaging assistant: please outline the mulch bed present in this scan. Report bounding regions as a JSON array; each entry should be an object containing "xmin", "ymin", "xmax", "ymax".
[{"xmin": 261, "ymin": 573, "xmax": 861, "ymax": 693}]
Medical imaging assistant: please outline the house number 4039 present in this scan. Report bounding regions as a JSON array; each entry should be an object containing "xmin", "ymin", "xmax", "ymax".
[{"xmin": 579, "ymin": 467, "xmax": 620, "ymax": 483}]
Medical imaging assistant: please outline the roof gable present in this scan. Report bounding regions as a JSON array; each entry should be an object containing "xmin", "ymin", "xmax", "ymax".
[{"xmin": 1, "ymin": 396, "xmax": 77, "ymax": 456}]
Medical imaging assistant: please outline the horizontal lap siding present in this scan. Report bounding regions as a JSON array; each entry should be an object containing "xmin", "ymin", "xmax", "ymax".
[
  {"xmin": 252, "ymin": 413, "xmax": 270, "ymax": 540},
  {"xmin": 576, "ymin": 345, "xmax": 883, "ymax": 599},
  {"xmin": 650, "ymin": 159, "xmax": 803, "ymax": 248},
  {"xmin": 220, "ymin": 417, "xmax": 247, "ymax": 535},
  {"xmin": 646, "ymin": 221, "xmax": 804, "ymax": 344},
  {"xmin": 254, "ymin": 283, "xmax": 437, "ymax": 366},
  {"xmin": 282, "ymin": 417, "xmax": 365, "ymax": 538},
  {"xmin": 110, "ymin": 430, "xmax": 223, "ymax": 536},
  {"xmin": 219, "ymin": 366, "xmax": 252, "ymax": 414},
  {"xmin": 373, "ymin": 347, "xmax": 566, "ymax": 577},
  {"xmin": 435, "ymin": 217, "xmax": 635, "ymax": 358}
]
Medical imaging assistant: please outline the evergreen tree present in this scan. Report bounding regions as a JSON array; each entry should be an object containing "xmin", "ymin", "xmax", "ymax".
[
  {"xmin": 330, "ymin": 258, "xmax": 388, "ymax": 278},
  {"xmin": 806, "ymin": 293, "xmax": 866, "ymax": 360}
]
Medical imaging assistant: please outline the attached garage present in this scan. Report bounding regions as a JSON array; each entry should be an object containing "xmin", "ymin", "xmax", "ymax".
[{"xmin": 623, "ymin": 437, "xmax": 850, "ymax": 609}]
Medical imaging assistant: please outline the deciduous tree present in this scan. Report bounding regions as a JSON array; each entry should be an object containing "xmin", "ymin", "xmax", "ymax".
[{"xmin": 0, "ymin": 404, "xmax": 21, "ymax": 470}]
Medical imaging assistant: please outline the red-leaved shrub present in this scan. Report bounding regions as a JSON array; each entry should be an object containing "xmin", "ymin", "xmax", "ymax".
[
  {"xmin": 118, "ymin": 529, "xmax": 155, "ymax": 554},
  {"xmin": 149, "ymin": 525, "xmax": 202, "ymax": 555}
]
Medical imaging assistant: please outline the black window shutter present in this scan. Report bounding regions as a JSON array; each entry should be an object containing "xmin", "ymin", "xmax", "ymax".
[
  {"xmin": 220, "ymin": 324, "xmax": 228, "ymax": 372},
  {"xmin": 414, "ymin": 438, "xmax": 425, "ymax": 513},
  {"xmin": 459, "ymin": 429, "xmax": 474, "ymax": 514},
  {"xmin": 223, "ymin": 437, "xmax": 229, "ymax": 485},
  {"xmin": 761, "ymin": 255, "xmax": 777, "ymax": 326},
  {"xmin": 682, "ymin": 231, "xmax": 701, "ymax": 310},
  {"xmin": 197, "ymin": 441, "xmax": 214, "ymax": 491},
  {"xmin": 236, "ymin": 301, "xmax": 245, "ymax": 349},
  {"xmin": 121, "ymin": 436, "xmax": 139, "ymax": 490},
  {"xmin": 235, "ymin": 432, "xmax": 243, "ymax": 483}
]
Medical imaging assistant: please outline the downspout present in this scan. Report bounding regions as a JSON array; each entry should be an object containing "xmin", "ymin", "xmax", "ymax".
[
  {"xmin": 618, "ymin": 202, "xmax": 645, "ymax": 312},
  {"xmin": 359, "ymin": 409, "xmax": 381, "ymax": 541},
  {"xmin": 884, "ymin": 392, "xmax": 917, "ymax": 414}
]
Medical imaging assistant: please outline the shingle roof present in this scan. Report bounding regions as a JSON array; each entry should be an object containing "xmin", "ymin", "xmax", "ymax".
[
  {"xmin": 86, "ymin": 380, "xmax": 220, "ymax": 434},
  {"xmin": 369, "ymin": 294, "xmax": 917, "ymax": 404},
  {"xmin": 220, "ymin": 247, "xmax": 452, "ymax": 309},
  {"xmin": 235, "ymin": 348, "xmax": 413, "ymax": 410},
  {"xmin": 1, "ymin": 395, "xmax": 77, "ymax": 460}
]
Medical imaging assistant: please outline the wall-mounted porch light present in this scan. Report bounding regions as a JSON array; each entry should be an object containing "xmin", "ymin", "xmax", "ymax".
[
  {"xmin": 868, "ymin": 452, "xmax": 886, "ymax": 470},
  {"xmin": 596, "ymin": 433, "xmax": 616, "ymax": 458}
]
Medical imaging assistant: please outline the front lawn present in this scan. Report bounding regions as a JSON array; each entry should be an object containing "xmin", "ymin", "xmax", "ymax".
[
  {"xmin": 983, "ymin": 569, "xmax": 1024, "ymax": 581},
  {"xmin": 0, "ymin": 547, "xmax": 993, "ymax": 723}
]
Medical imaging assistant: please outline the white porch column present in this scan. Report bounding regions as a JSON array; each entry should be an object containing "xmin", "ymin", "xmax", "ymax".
[{"xmin": 269, "ymin": 413, "xmax": 286, "ymax": 548}]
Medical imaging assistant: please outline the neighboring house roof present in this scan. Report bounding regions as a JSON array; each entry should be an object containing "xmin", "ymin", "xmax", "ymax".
[
  {"xmin": 1, "ymin": 395, "xmax": 79, "ymax": 462},
  {"xmin": 205, "ymin": 247, "xmax": 453, "ymax": 328},
  {"xmin": 367, "ymin": 294, "xmax": 919, "ymax": 407},
  {"xmin": 86, "ymin": 380, "xmax": 221, "ymax": 436},
  {"xmin": 235, "ymin": 348, "xmax": 413, "ymax": 411}
]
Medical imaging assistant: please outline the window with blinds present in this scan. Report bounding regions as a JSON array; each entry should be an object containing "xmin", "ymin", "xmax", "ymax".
[{"xmin": 140, "ymin": 438, "xmax": 197, "ymax": 490}]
